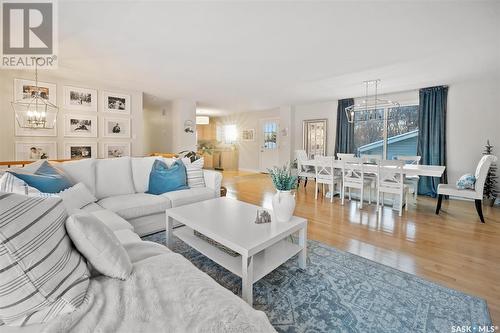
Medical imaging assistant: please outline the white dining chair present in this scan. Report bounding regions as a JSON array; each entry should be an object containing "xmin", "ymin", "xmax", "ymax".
[
  {"xmin": 360, "ymin": 154, "xmax": 382, "ymax": 163},
  {"xmin": 436, "ymin": 155, "xmax": 498, "ymax": 223},
  {"xmin": 296, "ymin": 150, "xmax": 315, "ymax": 188},
  {"xmin": 376, "ymin": 160, "xmax": 409, "ymax": 217},
  {"xmin": 396, "ymin": 155, "xmax": 422, "ymax": 200},
  {"xmin": 341, "ymin": 157, "xmax": 372, "ymax": 208},
  {"xmin": 336, "ymin": 153, "xmax": 355, "ymax": 160},
  {"xmin": 314, "ymin": 155, "xmax": 341, "ymax": 202},
  {"xmin": 360, "ymin": 154, "xmax": 382, "ymax": 198}
]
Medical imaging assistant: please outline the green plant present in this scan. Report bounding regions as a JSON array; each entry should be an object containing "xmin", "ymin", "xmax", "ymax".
[
  {"xmin": 483, "ymin": 140, "xmax": 498, "ymax": 201},
  {"xmin": 268, "ymin": 164, "xmax": 298, "ymax": 191}
]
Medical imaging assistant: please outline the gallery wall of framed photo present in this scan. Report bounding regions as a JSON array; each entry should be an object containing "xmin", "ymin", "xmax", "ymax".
[{"xmin": 0, "ymin": 69, "xmax": 144, "ymax": 161}]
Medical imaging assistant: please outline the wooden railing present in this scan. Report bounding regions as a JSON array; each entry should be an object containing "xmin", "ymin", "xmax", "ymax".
[{"xmin": 0, "ymin": 159, "xmax": 72, "ymax": 168}]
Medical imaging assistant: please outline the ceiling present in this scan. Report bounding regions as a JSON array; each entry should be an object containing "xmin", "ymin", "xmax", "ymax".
[{"xmin": 55, "ymin": 1, "xmax": 500, "ymax": 114}]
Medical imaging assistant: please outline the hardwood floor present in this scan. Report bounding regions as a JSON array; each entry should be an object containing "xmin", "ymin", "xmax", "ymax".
[{"xmin": 222, "ymin": 171, "xmax": 500, "ymax": 324}]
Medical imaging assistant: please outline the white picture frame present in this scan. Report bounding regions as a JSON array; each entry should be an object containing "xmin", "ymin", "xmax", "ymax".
[
  {"xmin": 101, "ymin": 142, "xmax": 131, "ymax": 158},
  {"xmin": 64, "ymin": 142, "xmax": 97, "ymax": 160},
  {"xmin": 102, "ymin": 117, "xmax": 131, "ymax": 138},
  {"xmin": 15, "ymin": 142, "xmax": 57, "ymax": 161},
  {"xmin": 63, "ymin": 85, "xmax": 97, "ymax": 112},
  {"xmin": 64, "ymin": 114, "xmax": 98, "ymax": 138},
  {"xmin": 102, "ymin": 91, "xmax": 131, "ymax": 114},
  {"xmin": 241, "ymin": 129, "xmax": 255, "ymax": 141},
  {"xmin": 14, "ymin": 78, "xmax": 57, "ymax": 105}
]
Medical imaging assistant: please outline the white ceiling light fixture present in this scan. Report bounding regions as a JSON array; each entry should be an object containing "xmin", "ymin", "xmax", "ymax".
[
  {"xmin": 196, "ymin": 116, "xmax": 210, "ymax": 125},
  {"xmin": 345, "ymin": 79, "xmax": 400, "ymax": 123},
  {"xmin": 11, "ymin": 58, "xmax": 59, "ymax": 129}
]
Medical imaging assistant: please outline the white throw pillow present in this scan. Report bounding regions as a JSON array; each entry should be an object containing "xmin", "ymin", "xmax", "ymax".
[
  {"xmin": 66, "ymin": 211, "xmax": 133, "ymax": 280},
  {"xmin": 58, "ymin": 182, "xmax": 97, "ymax": 214},
  {"xmin": 185, "ymin": 158, "xmax": 206, "ymax": 188}
]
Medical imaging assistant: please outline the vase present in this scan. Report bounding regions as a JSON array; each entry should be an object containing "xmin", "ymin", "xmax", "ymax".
[{"xmin": 272, "ymin": 190, "xmax": 296, "ymax": 222}]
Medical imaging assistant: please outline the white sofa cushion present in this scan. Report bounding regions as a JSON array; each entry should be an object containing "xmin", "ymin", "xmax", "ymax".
[
  {"xmin": 95, "ymin": 157, "xmax": 135, "ymax": 199},
  {"xmin": 90, "ymin": 209, "xmax": 134, "ymax": 231},
  {"xmin": 161, "ymin": 187, "xmax": 215, "ymax": 207},
  {"xmin": 98, "ymin": 193, "xmax": 171, "ymax": 220},
  {"xmin": 66, "ymin": 212, "xmax": 133, "ymax": 280},
  {"xmin": 56, "ymin": 159, "xmax": 96, "ymax": 195},
  {"xmin": 80, "ymin": 202, "xmax": 104, "ymax": 213},
  {"xmin": 58, "ymin": 182, "xmax": 97, "ymax": 214},
  {"xmin": 114, "ymin": 229, "xmax": 142, "ymax": 245},
  {"xmin": 123, "ymin": 241, "xmax": 171, "ymax": 264},
  {"xmin": 131, "ymin": 156, "xmax": 163, "ymax": 193}
]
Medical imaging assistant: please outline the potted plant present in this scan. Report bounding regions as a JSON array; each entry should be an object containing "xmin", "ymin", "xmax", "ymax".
[
  {"xmin": 483, "ymin": 140, "xmax": 498, "ymax": 207},
  {"xmin": 268, "ymin": 164, "xmax": 298, "ymax": 222}
]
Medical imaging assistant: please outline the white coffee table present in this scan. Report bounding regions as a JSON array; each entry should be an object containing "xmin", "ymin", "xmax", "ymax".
[{"xmin": 165, "ymin": 197, "xmax": 307, "ymax": 305}]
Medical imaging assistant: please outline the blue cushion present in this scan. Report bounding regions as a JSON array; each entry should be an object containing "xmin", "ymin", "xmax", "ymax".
[
  {"xmin": 456, "ymin": 173, "xmax": 476, "ymax": 190},
  {"xmin": 7, "ymin": 161, "xmax": 74, "ymax": 193},
  {"xmin": 146, "ymin": 159, "xmax": 189, "ymax": 195}
]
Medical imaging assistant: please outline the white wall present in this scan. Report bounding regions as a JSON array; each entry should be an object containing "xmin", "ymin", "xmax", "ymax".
[
  {"xmin": 143, "ymin": 104, "xmax": 172, "ymax": 154},
  {"xmin": 170, "ymin": 100, "xmax": 197, "ymax": 153},
  {"xmin": 292, "ymin": 100, "xmax": 338, "ymax": 157},
  {"xmin": 0, "ymin": 70, "xmax": 144, "ymax": 160},
  {"xmin": 447, "ymin": 72, "xmax": 500, "ymax": 185}
]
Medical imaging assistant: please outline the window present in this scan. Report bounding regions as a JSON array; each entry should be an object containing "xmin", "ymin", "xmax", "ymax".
[
  {"xmin": 354, "ymin": 105, "xmax": 419, "ymax": 159},
  {"xmin": 216, "ymin": 124, "xmax": 238, "ymax": 144},
  {"xmin": 303, "ymin": 119, "xmax": 327, "ymax": 158},
  {"xmin": 263, "ymin": 121, "xmax": 277, "ymax": 149}
]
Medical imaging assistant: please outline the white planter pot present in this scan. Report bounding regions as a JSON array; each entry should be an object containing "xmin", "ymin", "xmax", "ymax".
[{"xmin": 272, "ymin": 190, "xmax": 296, "ymax": 222}]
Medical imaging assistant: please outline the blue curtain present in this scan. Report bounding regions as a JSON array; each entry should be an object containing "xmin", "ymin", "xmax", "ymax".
[
  {"xmin": 417, "ymin": 86, "xmax": 448, "ymax": 197},
  {"xmin": 335, "ymin": 98, "xmax": 355, "ymax": 156}
]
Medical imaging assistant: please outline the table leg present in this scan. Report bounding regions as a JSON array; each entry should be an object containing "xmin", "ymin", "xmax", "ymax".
[
  {"xmin": 298, "ymin": 227, "xmax": 307, "ymax": 269},
  {"xmin": 166, "ymin": 215, "xmax": 174, "ymax": 250},
  {"xmin": 241, "ymin": 255, "xmax": 254, "ymax": 305}
]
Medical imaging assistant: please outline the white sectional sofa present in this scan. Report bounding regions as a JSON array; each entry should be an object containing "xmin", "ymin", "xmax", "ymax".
[{"xmin": 56, "ymin": 156, "xmax": 223, "ymax": 235}]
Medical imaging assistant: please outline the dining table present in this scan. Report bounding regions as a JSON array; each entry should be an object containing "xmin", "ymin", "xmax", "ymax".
[
  {"xmin": 299, "ymin": 159, "xmax": 446, "ymax": 208},
  {"xmin": 300, "ymin": 159, "xmax": 446, "ymax": 178}
]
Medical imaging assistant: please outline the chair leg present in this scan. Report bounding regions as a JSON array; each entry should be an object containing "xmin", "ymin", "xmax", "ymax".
[
  {"xmin": 435, "ymin": 194, "xmax": 443, "ymax": 215},
  {"xmin": 330, "ymin": 183, "xmax": 333, "ymax": 203},
  {"xmin": 405, "ymin": 190, "xmax": 408, "ymax": 211},
  {"xmin": 398, "ymin": 191, "xmax": 403, "ymax": 217},
  {"xmin": 304, "ymin": 178, "xmax": 308, "ymax": 188},
  {"xmin": 475, "ymin": 199, "xmax": 485, "ymax": 223},
  {"xmin": 368, "ymin": 185, "xmax": 372, "ymax": 204},
  {"xmin": 348, "ymin": 188, "xmax": 351, "ymax": 201},
  {"xmin": 376, "ymin": 189, "xmax": 380, "ymax": 212},
  {"xmin": 315, "ymin": 182, "xmax": 318, "ymax": 200},
  {"xmin": 341, "ymin": 185, "xmax": 345, "ymax": 205},
  {"xmin": 360, "ymin": 186, "xmax": 364, "ymax": 209}
]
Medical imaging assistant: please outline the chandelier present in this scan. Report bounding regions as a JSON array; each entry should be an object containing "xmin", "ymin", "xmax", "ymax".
[
  {"xmin": 11, "ymin": 58, "xmax": 58, "ymax": 129},
  {"xmin": 345, "ymin": 79, "xmax": 400, "ymax": 123}
]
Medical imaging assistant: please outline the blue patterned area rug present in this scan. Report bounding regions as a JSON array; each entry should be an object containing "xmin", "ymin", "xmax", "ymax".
[{"xmin": 143, "ymin": 231, "xmax": 492, "ymax": 333}]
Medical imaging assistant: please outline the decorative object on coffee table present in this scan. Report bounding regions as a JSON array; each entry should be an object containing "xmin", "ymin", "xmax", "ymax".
[
  {"xmin": 268, "ymin": 163, "xmax": 298, "ymax": 222},
  {"xmin": 255, "ymin": 209, "xmax": 272, "ymax": 224},
  {"xmin": 483, "ymin": 140, "xmax": 498, "ymax": 207}
]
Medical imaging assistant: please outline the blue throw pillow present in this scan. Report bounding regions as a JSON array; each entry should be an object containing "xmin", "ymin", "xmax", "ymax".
[
  {"xmin": 7, "ymin": 161, "xmax": 74, "ymax": 193},
  {"xmin": 456, "ymin": 173, "xmax": 476, "ymax": 190},
  {"xmin": 147, "ymin": 159, "xmax": 189, "ymax": 195}
]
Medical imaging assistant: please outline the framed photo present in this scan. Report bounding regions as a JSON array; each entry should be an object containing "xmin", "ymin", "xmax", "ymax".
[
  {"xmin": 241, "ymin": 129, "xmax": 255, "ymax": 141},
  {"xmin": 102, "ymin": 142, "xmax": 131, "ymax": 158},
  {"xmin": 63, "ymin": 86, "xmax": 97, "ymax": 111},
  {"xmin": 14, "ymin": 79, "xmax": 57, "ymax": 105},
  {"xmin": 102, "ymin": 91, "xmax": 131, "ymax": 114},
  {"xmin": 64, "ymin": 114, "xmax": 97, "ymax": 137},
  {"xmin": 102, "ymin": 117, "xmax": 131, "ymax": 138},
  {"xmin": 64, "ymin": 142, "xmax": 97, "ymax": 160},
  {"xmin": 15, "ymin": 142, "xmax": 57, "ymax": 161}
]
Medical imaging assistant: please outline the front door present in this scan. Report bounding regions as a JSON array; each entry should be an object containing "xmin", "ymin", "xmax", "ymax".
[{"xmin": 259, "ymin": 118, "xmax": 280, "ymax": 172}]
